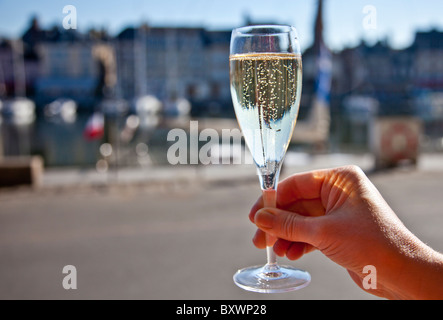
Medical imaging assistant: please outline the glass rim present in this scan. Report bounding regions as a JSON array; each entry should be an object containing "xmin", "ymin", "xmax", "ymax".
[{"xmin": 232, "ymin": 24, "xmax": 297, "ymax": 37}]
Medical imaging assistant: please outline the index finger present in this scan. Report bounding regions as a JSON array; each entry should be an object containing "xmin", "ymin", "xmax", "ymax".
[
  {"xmin": 249, "ymin": 169, "xmax": 327, "ymax": 222},
  {"xmin": 276, "ymin": 169, "xmax": 327, "ymax": 208}
]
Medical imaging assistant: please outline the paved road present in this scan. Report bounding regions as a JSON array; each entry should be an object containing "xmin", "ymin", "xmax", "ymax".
[{"xmin": 1, "ymin": 156, "xmax": 442, "ymax": 300}]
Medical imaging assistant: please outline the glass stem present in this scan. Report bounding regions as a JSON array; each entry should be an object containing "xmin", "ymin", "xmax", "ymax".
[
  {"xmin": 262, "ymin": 188, "xmax": 278, "ymax": 268},
  {"xmin": 258, "ymin": 161, "xmax": 282, "ymax": 273}
]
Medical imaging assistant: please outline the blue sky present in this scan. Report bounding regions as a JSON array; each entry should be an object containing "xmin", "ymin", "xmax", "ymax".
[{"xmin": 1, "ymin": 0, "xmax": 443, "ymax": 51}]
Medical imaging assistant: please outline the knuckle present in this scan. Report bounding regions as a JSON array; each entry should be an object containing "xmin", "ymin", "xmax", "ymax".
[
  {"xmin": 280, "ymin": 212, "xmax": 325, "ymax": 248},
  {"xmin": 310, "ymin": 216, "xmax": 331, "ymax": 250},
  {"xmin": 342, "ymin": 164, "xmax": 364, "ymax": 179},
  {"xmin": 280, "ymin": 213, "xmax": 298, "ymax": 241}
]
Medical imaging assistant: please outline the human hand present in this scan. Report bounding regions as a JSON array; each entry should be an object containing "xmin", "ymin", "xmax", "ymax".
[{"xmin": 249, "ymin": 165, "xmax": 443, "ymax": 300}]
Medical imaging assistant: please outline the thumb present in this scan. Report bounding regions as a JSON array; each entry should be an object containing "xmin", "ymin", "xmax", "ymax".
[{"xmin": 254, "ymin": 207, "xmax": 320, "ymax": 246}]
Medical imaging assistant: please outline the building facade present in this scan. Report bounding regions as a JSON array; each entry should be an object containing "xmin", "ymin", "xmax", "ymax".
[
  {"xmin": 114, "ymin": 26, "xmax": 231, "ymax": 116},
  {"xmin": 2, "ymin": 16, "xmax": 443, "ymax": 123}
]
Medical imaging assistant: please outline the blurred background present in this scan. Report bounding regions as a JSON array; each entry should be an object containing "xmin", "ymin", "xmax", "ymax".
[{"xmin": 0, "ymin": 0, "xmax": 443, "ymax": 300}]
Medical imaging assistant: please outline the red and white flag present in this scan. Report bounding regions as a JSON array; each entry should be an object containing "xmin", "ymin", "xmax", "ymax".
[{"xmin": 84, "ymin": 112, "xmax": 104, "ymax": 140}]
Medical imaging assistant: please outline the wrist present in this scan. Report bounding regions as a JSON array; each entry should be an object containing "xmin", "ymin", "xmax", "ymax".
[
  {"xmin": 408, "ymin": 247, "xmax": 443, "ymax": 300},
  {"xmin": 388, "ymin": 238, "xmax": 443, "ymax": 300}
]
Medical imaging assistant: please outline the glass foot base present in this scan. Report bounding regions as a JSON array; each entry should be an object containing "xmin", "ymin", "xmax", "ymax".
[{"xmin": 233, "ymin": 264, "xmax": 311, "ymax": 293}]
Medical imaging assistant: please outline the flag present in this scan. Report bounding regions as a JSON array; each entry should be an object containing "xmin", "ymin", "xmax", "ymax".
[
  {"xmin": 314, "ymin": 43, "xmax": 332, "ymax": 105},
  {"xmin": 291, "ymin": 0, "xmax": 331, "ymax": 146},
  {"xmin": 84, "ymin": 112, "xmax": 104, "ymax": 140}
]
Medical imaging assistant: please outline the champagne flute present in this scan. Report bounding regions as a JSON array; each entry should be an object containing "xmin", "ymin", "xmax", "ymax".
[{"xmin": 230, "ymin": 25, "xmax": 310, "ymax": 293}]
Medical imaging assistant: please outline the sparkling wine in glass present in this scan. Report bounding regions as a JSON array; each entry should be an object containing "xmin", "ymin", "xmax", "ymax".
[{"xmin": 230, "ymin": 25, "xmax": 311, "ymax": 293}]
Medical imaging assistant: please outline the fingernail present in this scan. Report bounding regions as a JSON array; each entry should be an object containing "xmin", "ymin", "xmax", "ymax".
[{"xmin": 255, "ymin": 209, "xmax": 275, "ymax": 229}]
